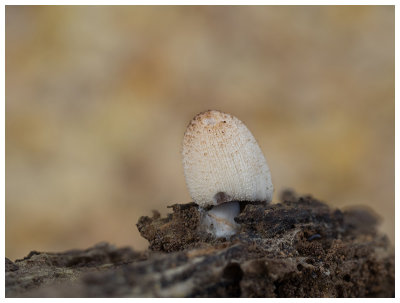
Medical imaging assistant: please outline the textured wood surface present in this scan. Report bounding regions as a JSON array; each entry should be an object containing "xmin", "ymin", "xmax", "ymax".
[{"xmin": 6, "ymin": 191, "xmax": 394, "ymax": 297}]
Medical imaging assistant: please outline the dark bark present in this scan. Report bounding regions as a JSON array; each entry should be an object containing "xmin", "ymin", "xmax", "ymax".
[{"xmin": 6, "ymin": 191, "xmax": 394, "ymax": 297}]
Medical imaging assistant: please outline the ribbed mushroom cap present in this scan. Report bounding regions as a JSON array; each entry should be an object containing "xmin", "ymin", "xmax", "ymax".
[{"xmin": 182, "ymin": 110, "xmax": 273, "ymax": 208}]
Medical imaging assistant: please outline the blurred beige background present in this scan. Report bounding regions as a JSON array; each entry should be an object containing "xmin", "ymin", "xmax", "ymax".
[{"xmin": 6, "ymin": 6, "xmax": 394, "ymax": 260}]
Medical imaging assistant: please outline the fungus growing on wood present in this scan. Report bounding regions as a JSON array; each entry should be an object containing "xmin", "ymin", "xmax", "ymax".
[{"xmin": 182, "ymin": 110, "xmax": 273, "ymax": 238}]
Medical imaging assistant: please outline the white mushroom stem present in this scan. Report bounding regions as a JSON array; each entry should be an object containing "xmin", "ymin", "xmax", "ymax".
[{"xmin": 201, "ymin": 201, "xmax": 240, "ymax": 238}]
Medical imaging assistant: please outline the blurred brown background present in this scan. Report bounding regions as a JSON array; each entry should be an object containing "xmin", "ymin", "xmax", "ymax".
[{"xmin": 6, "ymin": 6, "xmax": 394, "ymax": 260}]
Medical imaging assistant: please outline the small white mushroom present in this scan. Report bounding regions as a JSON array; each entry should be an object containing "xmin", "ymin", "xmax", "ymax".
[{"xmin": 182, "ymin": 110, "xmax": 273, "ymax": 238}]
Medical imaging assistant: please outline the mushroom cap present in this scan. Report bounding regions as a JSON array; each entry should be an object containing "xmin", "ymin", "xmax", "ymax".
[{"xmin": 182, "ymin": 110, "xmax": 273, "ymax": 208}]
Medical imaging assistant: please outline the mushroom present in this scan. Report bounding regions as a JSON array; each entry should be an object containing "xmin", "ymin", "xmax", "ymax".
[{"xmin": 182, "ymin": 110, "xmax": 273, "ymax": 238}]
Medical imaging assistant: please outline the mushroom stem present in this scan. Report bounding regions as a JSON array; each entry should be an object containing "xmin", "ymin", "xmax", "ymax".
[{"xmin": 201, "ymin": 201, "xmax": 240, "ymax": 238}]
